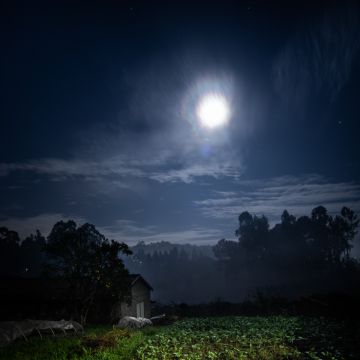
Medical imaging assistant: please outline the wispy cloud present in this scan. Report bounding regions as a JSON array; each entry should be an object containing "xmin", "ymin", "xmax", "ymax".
[
  {"xmin": 150, "ymin": 163, "xmax": 241, "ymax": 184},
  {"xmin": 0, "ymin": 156, "xmax": 241, "ymax": 185},
  {"xmin": 194, "ymin": 175, "xmax": 360, "ymax": 222},
  {"xmin": 0, "ymin": 213, "xmax": 87, "ymax": 239},
  {"xmin": 273, "ymin": 2, "xmax": 360, "ymax": 105},
  {"xmin": 99, "ymin": 219, "xmax": 223, "ymax": 245},
  {"xmin": 91, "ymin": 217, "xmax": 223, "ymax": 245},
  {"xmin": 0, "ymin": 214, "xmax": 223, "ymax": 245},
  {"xmin": 133, "ymin": 228, "xmax": 224, "ymax": 245},
  {"xmin": 0, "ymin": 158, "xmax": 144, "ymax": 179}
]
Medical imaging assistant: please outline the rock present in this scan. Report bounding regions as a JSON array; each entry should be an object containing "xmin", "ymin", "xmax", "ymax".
[{"xmin": 117, "ymin": 316, "xmax": 152, "ymax": 329}]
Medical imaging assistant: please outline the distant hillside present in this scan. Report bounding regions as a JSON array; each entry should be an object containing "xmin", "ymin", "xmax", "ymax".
[{"xmin": 130, "ymin": 241, "xmax": 215, "ymax": 258}]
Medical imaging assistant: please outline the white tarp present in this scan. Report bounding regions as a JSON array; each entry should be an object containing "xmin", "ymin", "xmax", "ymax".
[
  {"xmin": 117, "ymin": 316, "xmax": 152, "ymax": 329},
  {"xmin": 0, "ymin": 319, "xmax": 83, "ymax": 346}
]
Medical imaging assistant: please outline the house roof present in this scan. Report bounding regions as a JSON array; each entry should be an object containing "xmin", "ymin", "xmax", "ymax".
[{"xmin": 129, "ymin": 274, "xmax": 153, "ymax": 291}]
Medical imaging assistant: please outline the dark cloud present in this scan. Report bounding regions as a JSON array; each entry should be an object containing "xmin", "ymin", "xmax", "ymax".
[{"xmin": 273, "ymin": 2, "xmax": 360, "ymax": 106}]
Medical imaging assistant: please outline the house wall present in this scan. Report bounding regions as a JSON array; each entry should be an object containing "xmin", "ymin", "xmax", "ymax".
[{"xmin": 118, "ymin": 280, "xmax": 151, "ymax": 319}]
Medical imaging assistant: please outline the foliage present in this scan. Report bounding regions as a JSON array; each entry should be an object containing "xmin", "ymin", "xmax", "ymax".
[
  {"xmin": 213, "ymin": 206, "xmax": 360, "ymax": 297},
  {"xmin": 0, "ymin": 227, "xmax": 21, "ymax": 276},
  {"xmin": 80, "ymin": 328, "xmax": 130, "ymax": 349},
  {"xmin": 45, "ymin": 221, "xmax": 132, "ymax": 325},
  {"xmin": 124, "ymin": 206, "xmax": 360, "ymax": 303},
  {"xmin": 137, "ymin": 316, "xmax": 360, "ymax": 359},
  {"xmin": 228, "ymin": 206, "xmax": 359, "ymax": 266},
  {"xmin": 1, "ymin": 206, "xmax": 359, "ymax": 306},
  {"xmin": 1, "ymin": 317, "xmax": 359, "ymax": 360},
  {"xmin": 0, "ymin": 227, "xmax": 45, "ymax": 277}
]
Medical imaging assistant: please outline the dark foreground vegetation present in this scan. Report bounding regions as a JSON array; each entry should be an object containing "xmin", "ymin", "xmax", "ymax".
[
  {"xmin": 1, "ymin": 316, "xmax": 359, "ymax": 360},
  {"xmin": 153, "ymin": 292, "xmax": 360, "ymax": 319}
]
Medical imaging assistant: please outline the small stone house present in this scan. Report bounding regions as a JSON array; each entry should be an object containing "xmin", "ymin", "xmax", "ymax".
[{"xmin": 118, "ymin": 274, "xmax": 153, "ymax": 319}]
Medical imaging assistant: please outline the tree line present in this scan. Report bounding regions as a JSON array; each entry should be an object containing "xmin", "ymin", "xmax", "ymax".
[
  {"xmin": 1, "ymin": 205, "xmax": 359, "ymax": 317},
  {"xmin": 213, "ymin": 206, "xmax": 359, "ymax": 298},
  {"xmin": 126, "ymin": 206, "xmax": 360, "ymax": 303}
]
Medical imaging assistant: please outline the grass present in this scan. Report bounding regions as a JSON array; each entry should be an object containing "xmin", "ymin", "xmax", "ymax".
[{"xmin": 0, "ymin": 317, "xmax": 358, "ymax": 360}]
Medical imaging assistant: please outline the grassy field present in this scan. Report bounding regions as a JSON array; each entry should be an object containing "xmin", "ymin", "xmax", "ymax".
[{"xmin": 0, "ymin": 316, "xmax": 358, "ymax": 360}]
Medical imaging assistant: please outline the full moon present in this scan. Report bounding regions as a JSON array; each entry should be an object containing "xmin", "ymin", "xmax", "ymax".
[{"xmin": 196, "ymin": 93, "xmax": 230, "ymax": 129}]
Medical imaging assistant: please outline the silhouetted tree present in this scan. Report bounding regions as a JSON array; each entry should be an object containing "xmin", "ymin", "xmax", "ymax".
[
  {"xmin": 45, "ymin": 220, "xmax": 132, "ymax": 325},
  {"xmin": 20, "ymin": 230, "xmax": 46, "ymax": 277},
  {"xmin": 0, "ymin": 227, "xmax": 21, "ymax": 276},
  {"xmin": 329, "ymin": 207, "xmax": 359, "ymax": 263},
  {"xmin": 235, "ymin": 212, "xmax": 270, "ymax": 261},
  {"xmin": 214, "ymin": 206, "xmax": 359, "ymax": 297},
  {"xmin": 213, "ymin": 238, "xmax": 241, "ymax": 277}
]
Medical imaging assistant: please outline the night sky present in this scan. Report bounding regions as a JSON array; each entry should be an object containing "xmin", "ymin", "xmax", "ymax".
[{"xmin": 1, "ymin": 1, "xmax": 360, "ymax": 252}]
